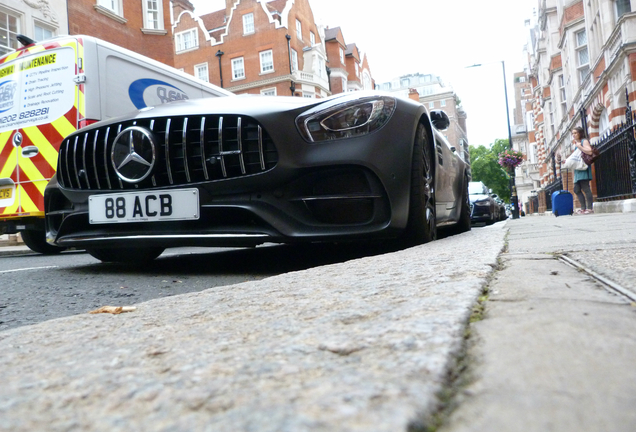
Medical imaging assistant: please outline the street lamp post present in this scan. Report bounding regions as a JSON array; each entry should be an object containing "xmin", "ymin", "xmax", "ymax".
[
  {"xmin": 467, "ymin": 61, "xmax": 520, "ymax": 219},
  {"xmin": 500, "ymin": 61, "xmax": 520, "ymax": 219}
]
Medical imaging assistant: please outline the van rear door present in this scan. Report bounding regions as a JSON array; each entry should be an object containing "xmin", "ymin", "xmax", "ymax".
[{"xmin": 0, "ymin": 38, "xmax": 79, "ymax": 220}]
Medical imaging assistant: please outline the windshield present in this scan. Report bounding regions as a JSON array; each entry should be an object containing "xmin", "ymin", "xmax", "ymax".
[{"xmin": 468, "ymin": 182, "xmax": 486, "ymax": 195}]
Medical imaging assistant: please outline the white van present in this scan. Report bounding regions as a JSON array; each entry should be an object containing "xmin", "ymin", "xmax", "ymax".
[{"xmin": 0, "ymin": 35, "xmax": 231, "ymax": 253}]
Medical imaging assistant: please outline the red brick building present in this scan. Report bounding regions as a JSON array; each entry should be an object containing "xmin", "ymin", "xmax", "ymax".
[
  {"xmin": 58, "ymin": 0, "xmax": 373, "ymax": 98},
  {"xmin": 323, "ymin": 27, "xmax": 374, "ymax": 94},
  {"xmin": 172, "ymin": 0, "xmax": 334, "ymax": 97},
  {"xmin": 67, "ymin": 0, "xmax": 174, "ymax": 65},
  {"xmin": 171, "ymin": 0, "xmax": 373, "ymax": 97}
]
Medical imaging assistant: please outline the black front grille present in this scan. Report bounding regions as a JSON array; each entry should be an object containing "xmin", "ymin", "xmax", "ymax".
[{"xmin": 58, "ymin": 115, "xmax": 278, "ymax": 190}]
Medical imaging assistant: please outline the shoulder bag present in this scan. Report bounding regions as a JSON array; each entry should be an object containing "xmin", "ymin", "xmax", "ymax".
[
  {"xmin": 562, "ymin": 148, "xmax": 588, "ymax": 171},
  {"xmin": 581, "ymin": 146, "xmax": 600, "ymax": 166}
]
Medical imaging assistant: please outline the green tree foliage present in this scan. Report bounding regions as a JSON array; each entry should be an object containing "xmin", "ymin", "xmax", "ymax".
[{"xmin": 469, "ymin": 139, "xmax": 512, "ymax": 203}]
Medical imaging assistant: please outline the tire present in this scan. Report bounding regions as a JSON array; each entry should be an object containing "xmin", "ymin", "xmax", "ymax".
[
  {"xmin": 450, "ymin": 175, "xmax": 472, "ymax": 234},
  {"xmin": 86, "ymin": 247, "xmax": 165, "ymax": 264},
  {"xmin": 400, "ymin": 123, "xmax": 436, "ymax": 246},
  {"xmin": 20, "ymin": 229, "xmax": 65, "ymax": 255}
]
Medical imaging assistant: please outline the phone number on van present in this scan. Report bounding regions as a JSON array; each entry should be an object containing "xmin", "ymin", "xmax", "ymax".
[{"xmin": 0, "ymin": 107, "xmax": 50, "ymax": 124}]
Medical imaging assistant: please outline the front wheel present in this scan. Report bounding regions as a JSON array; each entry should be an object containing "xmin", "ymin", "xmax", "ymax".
[
  {"xmin": 86, "ymin": 247, "xmax": 165, "ymax": 264},
  {"xmin": 20, "ymin": 229, "xmax": 65, "ymax": 254},
  {"xmin": 400, "ymin": 123, "xmax": 436, "ymax": 247},
  {"xmin": 449, "ymin": 175, "xmax": 472, "ymax": 235}
]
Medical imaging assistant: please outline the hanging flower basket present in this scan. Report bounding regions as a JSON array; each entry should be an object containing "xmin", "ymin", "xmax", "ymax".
[{"xmin": 498, "ymin": 150, "xmax": 524, "ymax": 170}]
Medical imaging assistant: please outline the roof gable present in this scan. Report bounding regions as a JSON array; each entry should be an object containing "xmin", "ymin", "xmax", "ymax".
[
  {"xmin": 345, "ymin": 43, "xmax": 360, "ymax": 61},
  {"xmin": 324, "ymin": 26, "xmax": 345, "ymax": 47}
]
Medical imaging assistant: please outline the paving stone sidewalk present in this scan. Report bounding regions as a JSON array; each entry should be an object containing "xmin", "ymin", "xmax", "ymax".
[{"xmin": 441, "ymin": 212, "xmax": 636, "ymax": 432}]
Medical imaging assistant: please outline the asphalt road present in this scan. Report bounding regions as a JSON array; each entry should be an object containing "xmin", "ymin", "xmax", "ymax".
[{"xmin": 0, "ymin": 242, "xmax": 399, "ymax": 331}]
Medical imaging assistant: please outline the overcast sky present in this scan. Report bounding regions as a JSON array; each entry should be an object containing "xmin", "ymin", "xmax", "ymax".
[{"xmin": 187, "ymin": 0, "xmax": 537, "ymax": 146}]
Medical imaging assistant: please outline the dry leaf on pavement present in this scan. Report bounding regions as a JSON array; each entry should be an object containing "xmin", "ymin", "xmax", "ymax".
[{"xmin": 88, "ymin": 306, "xmax": 137, "ymax": 314}]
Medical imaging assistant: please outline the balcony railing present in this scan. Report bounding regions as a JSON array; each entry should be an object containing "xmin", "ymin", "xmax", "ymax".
[{"xmin": 293, "ymin": 70, "xmax": 329, "ymax": 91}]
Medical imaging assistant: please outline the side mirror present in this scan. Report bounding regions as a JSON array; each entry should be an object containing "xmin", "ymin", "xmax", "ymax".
[{"xmin": 430, "ymin": 110, "xmax": 450, "ymax": 131}]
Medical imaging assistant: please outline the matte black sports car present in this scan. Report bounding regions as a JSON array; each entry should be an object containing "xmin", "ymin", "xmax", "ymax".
[{"xmin": 44, "ymin": 91, "xmax": 471, "ymax": 262}]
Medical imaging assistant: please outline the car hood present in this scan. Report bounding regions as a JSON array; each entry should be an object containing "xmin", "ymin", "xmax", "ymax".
[
  {"xmin": 469, "ymin": 194, "xmax": 490, "ymax": 203},
  {"xmin": 88, "ymin": 90, "xmax": 400, "ymax": 130}
]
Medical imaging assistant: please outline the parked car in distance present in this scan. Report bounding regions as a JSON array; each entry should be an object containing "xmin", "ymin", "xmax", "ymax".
[
  {"xmin": 44, "ymin": 91, "xmax": 473, "ymax": 263},
  {"xmin": 469, "ymin": 181, "xmax": 497, "ymax": 225},
  {"xmin": 491, "ymin": 193, "xmax": 508, "ymax": 221}
]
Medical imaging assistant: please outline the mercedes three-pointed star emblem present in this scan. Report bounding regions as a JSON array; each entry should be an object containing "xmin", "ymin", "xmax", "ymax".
[{"xmin": 111, "ymin": 126, "xmax": 156, "ymax": 183}]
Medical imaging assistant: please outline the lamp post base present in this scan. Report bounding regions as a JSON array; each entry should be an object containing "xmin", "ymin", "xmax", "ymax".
[{"xmin": 511, "ymin": 179, "xmax": 520, "ymax": 219}]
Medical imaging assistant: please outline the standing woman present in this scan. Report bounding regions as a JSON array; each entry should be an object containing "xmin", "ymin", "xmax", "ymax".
[{"xmin": 570, "ymin": 126, "xmax": 594, "ymax": 214}]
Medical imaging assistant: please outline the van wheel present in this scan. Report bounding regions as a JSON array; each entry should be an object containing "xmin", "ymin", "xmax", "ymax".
[
  {"xmin": 400, "ymin": 123, "xmax": 436, "ymax": 247},
  {"xmin": 87, "ymin": 247, "xmax": 165, "ymax": 264},
  {"xmin": 20, "ymin": 229, "xmax": 65, "ymax": 254}
]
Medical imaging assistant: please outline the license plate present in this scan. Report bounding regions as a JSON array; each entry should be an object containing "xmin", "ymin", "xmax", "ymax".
[
  {"xmin": 0, "ymin": 187, "xmax": 12, "ymax": 199},
  {"xmin": 89, "ymin": 189, "xmax": 199, "ymax": 224}
]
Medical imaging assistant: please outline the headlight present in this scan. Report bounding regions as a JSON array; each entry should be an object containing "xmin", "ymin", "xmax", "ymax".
[
  {"xmin": 296, "ymin": 96, "xmax": 396, "ymax": 142},
  {"xmin": 473, "ymin": 200, "xmax": 491, "ymax": 207}
]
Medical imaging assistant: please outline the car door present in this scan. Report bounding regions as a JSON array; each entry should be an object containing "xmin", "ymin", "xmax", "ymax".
[{"xmin": 432, "ymin": 130, "xmax": 459, "ymax": 221}]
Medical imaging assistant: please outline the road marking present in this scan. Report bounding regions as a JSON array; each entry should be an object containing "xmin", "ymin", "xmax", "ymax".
[{"xmin": 0, "ymin": 265, "xmax": 58, "ymax": 274}]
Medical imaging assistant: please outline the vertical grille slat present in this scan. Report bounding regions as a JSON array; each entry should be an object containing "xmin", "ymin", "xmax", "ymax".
[
  {"xmin": 258, "ymin": 125, "xmax": 266, "ymax": 171},
  {"xmin": 81, "ymin": 133, "xmax": 91, "ymax": 189},
  {"xmin": 92, "ymin": 130, "xmax": 101, "ymax": 190},
  {"xmin": 218, "ymin": 116, "xmax": 227, "ymax": 178},
  {"xmin": 59, "ymin": 114, "xmax": 278, "ymax": 191},
  {"xmin": 165, "ymin": 118, "xmax": 173, "ymax": 185},
  {"xmin": 200, "ymin": 116, "xmax": 209, "ymax": 180},
  {"xmin": 182, "ymin": 117, "xmax": 191, "ymax": 183},
  {"xmin": 237, "ymin": 116, "xmax": 246, "ymax": 175},
  {"xmin": 103, "ymin": 127, "xmax": 113, "ymax": 190},
  {"xmin": 61, "ymin": 141, "xmax": 71, "ymax": 188},
  {"xmin": 72, "ymin": 136, "xmax": 81, "ymax": 189},
  {"xmin": 149, "ymin": 120, "xmax": 157, "ymax": 187},
  {"xmin": 116, "ymin": 125, "xmax": 123, "ymax": 189}
]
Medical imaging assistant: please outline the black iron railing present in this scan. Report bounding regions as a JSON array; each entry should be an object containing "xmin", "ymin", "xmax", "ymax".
[
  {"xmin": 591, "ymin": 89, "xmax": 636, "ymax": 201},
  {"xmin": 543, "ymin": 178, "xmax": 563, "ymax": 211}
]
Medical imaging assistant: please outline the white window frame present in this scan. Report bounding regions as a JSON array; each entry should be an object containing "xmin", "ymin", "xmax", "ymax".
[
  {"xmin": 291, "ymin": 49, "xmax": 298, "ymax": 72},
  {"xmin": 575, "ymin": 29, "xmax": 590, "ymax": 83},
  {"xmin": 142, "ymin": 0, "xmax": 163, "ymax": 30},
  {"xmin": 232, "ymin": 57, "xmax": 245, "ymax": 80},
  {"xmin": 97, "ymin": 0, "xmax": 122, "ymax": 15},
  {"xmin": 559, "ymin": 74, "xmax": 567, "ymax": 116},
  {"xmin": 243, "ymin": 13, "xmax": 254, "ymax": 35},
  {"xmin": 261, "ymin": 88, "xmax": 277, "ymax": 96},
  {"xmin": 549, "ymin": 101, "xmax": 555, "ymax": 137},
  {"xmin": 296, "ymin": 19, "xmax": 302, "ymax": 40},
  {"xmin": 0, "ymin": 9, "xmax": 19, "ymax": 55},
  {"xmin": 260, "ymin": 50, "xmax": 274, "ymax": 74},
  {"xmin": 429, "ymin": 102, "xmax": 435, "ymax": 109},
  {"xmin": 339, "ymin": 47, "xmax": 344, "ymax": 64},
  {"xmin": 616, "ymin": 0, "xmax": 631, "ymax": 20},
  {"xmin": 175, "ymin": 28, "xmax": 198, "ymax": 52},
  {"xmin": 317, "ymin": 57, "xmax": 324, "ymax": 78},
  {"xmin": 310, "ymin": 31, "xmax": 315, "ymax": 46},
  {"xmin": 34, "ymin": 23, "xmax": 54, "ymax": 41},
  {"xmin": 195, "ymin": 63, "xmax": 209, "ymax": 82},
  {"xmin": 355, "ymin": 63, "xmax": 359, "ymax": 77},
  {"xmin": 440, "ymin": 99, "xmax": 446, "ymax": 107}
]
